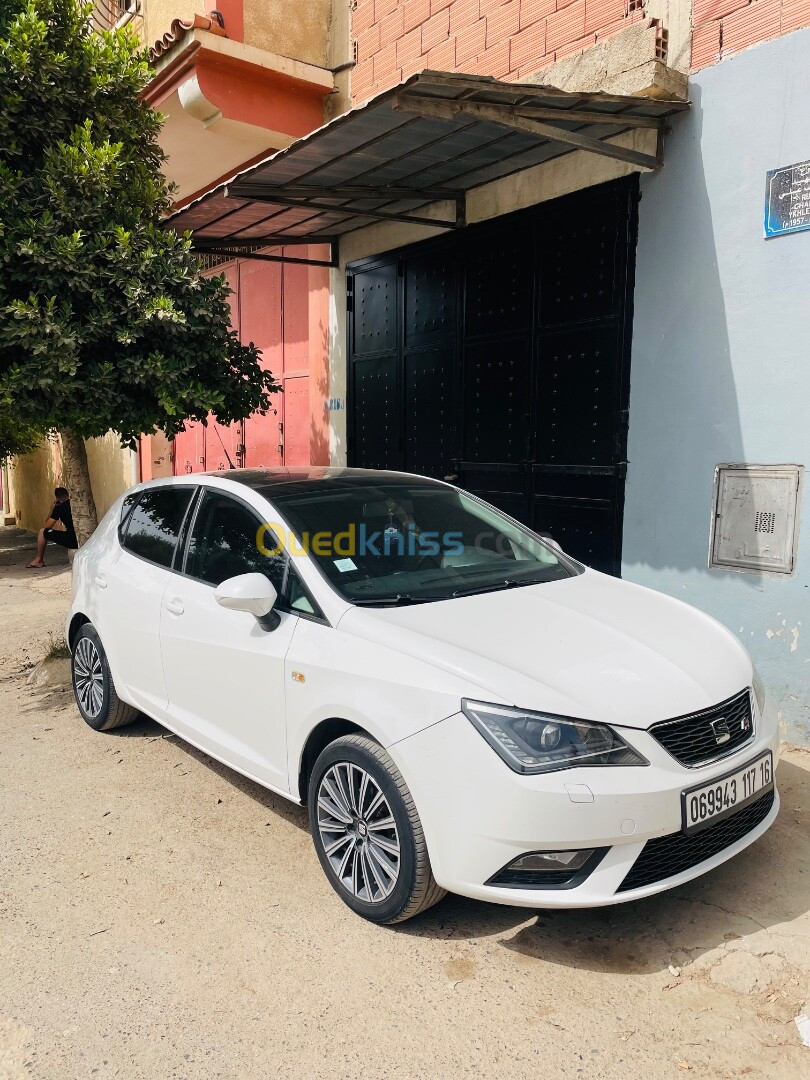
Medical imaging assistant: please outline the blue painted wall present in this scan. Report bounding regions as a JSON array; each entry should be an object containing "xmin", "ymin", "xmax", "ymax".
[{"xmin": 626, "ymin": 29, "xmax": 810, "ymax": 744}]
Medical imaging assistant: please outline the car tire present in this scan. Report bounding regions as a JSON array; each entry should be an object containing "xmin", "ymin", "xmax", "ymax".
[
  {"xmin": 308, "ymin": 734, "xmax": 446, "ymax": 925},
  {"xmin": 71, "ymin": 623, "xmax": 138, "ymax": 732}
]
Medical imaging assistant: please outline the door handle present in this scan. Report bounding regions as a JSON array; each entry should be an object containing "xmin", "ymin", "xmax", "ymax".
[
  {"xmin": 165, "ymin": 598, "xmax": 184, "ymax": 616},
  {"xmin": 94, "ymin": 573, "xmax": 107, "ymax": 589}
]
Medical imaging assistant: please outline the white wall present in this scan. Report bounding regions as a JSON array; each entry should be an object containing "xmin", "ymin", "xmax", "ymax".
[{"xmin": 627, "ymin": 29, "xmax": 810, "ymax": 744}]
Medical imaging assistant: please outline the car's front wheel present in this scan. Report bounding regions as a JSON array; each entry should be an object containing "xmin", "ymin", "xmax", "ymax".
[
  {"xmin": 71, "ymin": 623, "xmax": 138, "ymax": 732},
  {"xmin": 308, "ymin": 734, "xmax": 446, "ymax": 924}
]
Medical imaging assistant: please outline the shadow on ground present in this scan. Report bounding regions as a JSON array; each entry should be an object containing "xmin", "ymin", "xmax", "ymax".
[
  {"xmin": 0, "ymin": 525, "xmax": 70, "ymax": 580},
  {"xmin": 111, "ymin": 714, "xmax": 311, "ymax": 833},
  {"xmin": 115, "ymin": 714, "xmax": 810, "ymax": 973},
  {"xmin": 397, "ymin": 758, "xmax": 809, "ymax": 975},
  {"xmin": 43, "ymin": 672, "xmax": 810, "ymax": 976}
]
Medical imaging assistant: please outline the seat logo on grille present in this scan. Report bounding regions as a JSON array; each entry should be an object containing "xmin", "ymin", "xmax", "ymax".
[{"xmin": 710, "ymin": 717, "xmax": 731, "ymax": 745}]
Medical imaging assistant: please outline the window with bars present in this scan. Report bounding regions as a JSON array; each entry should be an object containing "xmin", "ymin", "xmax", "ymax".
[
  {"xmin": 91, "ymin": 0, "xmax": 142, "ymax": 34},
  {"xmin": 199, "ymin": 253, "xmax": 236, "ymax": 273}
]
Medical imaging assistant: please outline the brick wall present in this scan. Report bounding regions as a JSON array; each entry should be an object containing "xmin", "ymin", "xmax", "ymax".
[
  {"xmin": 692, "ymin": 0, "xmax": 810, "ymax": 70},
  {"xmin": 350, "ymin": 0, "xmax": 650, "ymax": 103}
]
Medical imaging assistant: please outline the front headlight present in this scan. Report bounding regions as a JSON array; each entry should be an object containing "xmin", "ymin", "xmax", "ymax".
[{"xmin": 461, "ymin": 699, "xmax": 648, "ymax": 775}]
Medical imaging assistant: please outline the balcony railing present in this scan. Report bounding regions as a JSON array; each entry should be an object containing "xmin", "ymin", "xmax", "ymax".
[{"xmin": 91, "ymin": 0, "xmax": 144, "ymax": 39}]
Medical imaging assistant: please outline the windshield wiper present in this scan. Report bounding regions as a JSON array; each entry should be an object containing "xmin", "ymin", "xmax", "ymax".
[
  {"xmin": 350, "ymin": 578, "xmax": 542, "ymax": 606},
  {"xmin": 351, "ymin": 594, "xmax": 448, "ymax": 607},
  {"xmin": 446, "ymin": 578, "xmax": 537, "ymax": 599}
]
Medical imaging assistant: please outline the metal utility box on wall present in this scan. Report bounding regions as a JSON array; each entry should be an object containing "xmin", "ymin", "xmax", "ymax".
[{"xmin": 710, "ymin": 465, "xmax": 803, "ymax": 575}]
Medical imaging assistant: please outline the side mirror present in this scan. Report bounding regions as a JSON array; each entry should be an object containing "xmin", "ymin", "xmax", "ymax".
[{"xmin": 215, "ymin": 573, "xmax": 279, "ymax": 630}]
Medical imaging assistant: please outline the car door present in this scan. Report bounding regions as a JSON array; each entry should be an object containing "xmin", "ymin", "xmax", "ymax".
[
  {"xmin": 94, "ymin": 484, "xmax": 197, "ymax": 718},
  {"xmin": 159, "ymin": 487, "xmax": 296, "ymax": 792}
]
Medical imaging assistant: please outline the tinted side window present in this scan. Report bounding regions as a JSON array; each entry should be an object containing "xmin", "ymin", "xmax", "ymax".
[
  {"xmin": 121, "ymin": 488, "xmax": 194, "ymax": 569},
  {"xmin": 118, "ymin": 492, "xmax": 139, "ymax": 540},
  {"xmin": 185, "ymin": 491, "xmax": 286, "ymax": 588}
]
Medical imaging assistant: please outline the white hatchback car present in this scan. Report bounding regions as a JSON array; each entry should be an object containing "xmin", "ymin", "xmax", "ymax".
[{"xmin": 67, "ymin": 469, "xmax": 779, "ymax": 924}]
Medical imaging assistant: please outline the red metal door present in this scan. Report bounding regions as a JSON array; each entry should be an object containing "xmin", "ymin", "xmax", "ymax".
[
  {"xmin": 142, "ymin": 431, "xmax": 174, "ymax": 479},
  {"xmin": 204, "ymin": 264, "xmax": 245, "ymax": 471},
  {"xmin": 282, "ymin": 376, "xmax": 310, "ymax": 465},
  {"xmin": 172, "ymin": 420, "xmax": 206, "ymax": 475},
  {"xmin": 171, "ymin": 256, "xmax": 321, "ymax": 472},
  {"xmin": 279, "ymin": 259, "xmax": 311, "ymax": 465},
  {"xmin": 282, "ymin": 261, "xmax": 309, "ymax": 372},
  {"xmin": 240, "ymin": 259, "xmax": 284, "ymax": 467},
  {"xmin": 205, "ymin": 420, "xmax": 245, "ymax": 472}
]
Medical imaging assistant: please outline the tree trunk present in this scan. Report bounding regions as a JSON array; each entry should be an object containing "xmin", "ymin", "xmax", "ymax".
[{"xmin": 59, "ymin": 429, "xmax": 98, "ymax": 545}]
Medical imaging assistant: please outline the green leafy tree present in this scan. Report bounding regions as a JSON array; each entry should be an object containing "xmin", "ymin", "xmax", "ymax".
[
  {"xmin": 0, "ymin": 0, "xmax": 278, "ymax": 541},
  {"xmin": 0, "ymin": 411, "xmax": 49, "ymax": 459}
]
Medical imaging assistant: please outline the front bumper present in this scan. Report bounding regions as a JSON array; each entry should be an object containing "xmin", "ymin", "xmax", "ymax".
[{"xmin": 391, "ymin": 704, "xmax": 781, "ymax": 908}]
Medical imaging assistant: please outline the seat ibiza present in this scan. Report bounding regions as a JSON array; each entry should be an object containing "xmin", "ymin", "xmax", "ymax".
[{"xmin": 67, "ymin": 469, "xmax": 779, "ymax": 924}]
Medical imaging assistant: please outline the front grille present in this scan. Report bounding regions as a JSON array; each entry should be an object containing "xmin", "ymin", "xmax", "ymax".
[
  {"xmin": 617, "ymin": 788, "xmax": 775, "ymax": 892},
  {"xmin": 650, "ymin": 689, "xmax": 754, "ymax": 767}
]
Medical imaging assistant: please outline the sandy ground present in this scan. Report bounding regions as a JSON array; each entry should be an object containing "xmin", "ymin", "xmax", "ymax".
[{"xmin": 0, "ymin": 525, "xmax": 809, "ymax": 1080}]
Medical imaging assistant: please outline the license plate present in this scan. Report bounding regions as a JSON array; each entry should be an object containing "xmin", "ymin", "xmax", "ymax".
[{"xmin": 681, "ymin": 751, "xmax": 774, "ymax": 835}]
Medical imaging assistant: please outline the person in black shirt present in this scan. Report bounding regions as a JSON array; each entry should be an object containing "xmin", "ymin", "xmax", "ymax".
[{"xmin": 26, "ymin": 487, "xmax": 78, "ymax": 568}]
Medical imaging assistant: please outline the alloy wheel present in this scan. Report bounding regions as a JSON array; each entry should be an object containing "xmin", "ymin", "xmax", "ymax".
[
  {"xmin": 316, "ymin": 762, "xmax": 401, "ymax": 903},
  {"xmin": 73, "ymin": 636, "xmax": 104, "ymax": 718}
]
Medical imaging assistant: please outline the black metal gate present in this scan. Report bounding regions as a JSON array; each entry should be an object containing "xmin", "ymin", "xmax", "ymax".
[{"xmin": 346, "ymin": 176, "xmax": 638, "ymax": 575}]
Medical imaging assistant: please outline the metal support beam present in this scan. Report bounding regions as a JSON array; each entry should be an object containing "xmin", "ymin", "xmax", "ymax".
[
  {"xmin": 512, "ymin": 105, "xmax": 663, "ymax": 128},
  {"xmin": 237, "ymin": 183, "xmax": 464, "ymax": 201},
  {"xmin": 223, "ymin": 185, "xmax": 462, "ymax": 229},
  {"xmin": 190, "ymin": 235, "xmax": 334, "ymax": 248},
  {"xmin": 655, "ymin": 125, "xmax": 665, "ymax": 169},
  {"xmin": 192, "ymin": 242, "xmax": 339, "ymax": 268},
  {"xmin": 393, "ymin": 95, "xmax": 663, "ymax": 171},
  {"xmin": 410, "ymin": 72, "xmax": 690, "ymax": 112}
]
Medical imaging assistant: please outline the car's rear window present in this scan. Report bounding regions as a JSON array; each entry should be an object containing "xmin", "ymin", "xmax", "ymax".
[{"xmin": 121, "ymin": 487, "xmax": 195, "ymax": 569}]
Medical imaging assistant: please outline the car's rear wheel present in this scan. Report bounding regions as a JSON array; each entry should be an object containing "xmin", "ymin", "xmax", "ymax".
[
  {"xmin": 308, "ymin": 734, "xmax": 446, "ymax": 924},
  {"xmin": 71, "ymin": 624, "xmax": 138, "ymax": 732}
]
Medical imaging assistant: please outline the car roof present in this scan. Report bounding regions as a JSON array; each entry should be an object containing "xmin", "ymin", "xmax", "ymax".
[{"xmin": 208, "ymin": 467, "xmax": 446, "ymax": 499}]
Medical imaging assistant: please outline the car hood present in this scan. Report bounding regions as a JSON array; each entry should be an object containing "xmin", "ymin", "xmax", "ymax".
[{"xmin": 336, "ymin": 570, "xmax": 752, "ymax": 729}]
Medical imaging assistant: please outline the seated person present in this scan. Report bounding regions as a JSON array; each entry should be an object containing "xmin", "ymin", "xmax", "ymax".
[{"xmin": 27, "ymin": 486, "xmax": 78, "ymax": 568}]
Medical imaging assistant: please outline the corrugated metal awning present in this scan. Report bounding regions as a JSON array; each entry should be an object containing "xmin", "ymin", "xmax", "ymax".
[{"xmin": 170, "ymin": 70, "xmax": 688, "ymax": 266}]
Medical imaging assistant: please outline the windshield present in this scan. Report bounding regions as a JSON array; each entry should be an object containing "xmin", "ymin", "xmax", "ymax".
[{"xmin": 269, "ymin": 481, "xmax": 579, "ymax": 606}]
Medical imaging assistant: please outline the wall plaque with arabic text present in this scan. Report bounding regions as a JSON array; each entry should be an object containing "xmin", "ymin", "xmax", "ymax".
[{"xmin": 765, "ymin": 160, "xmax": 810, "ymax": 238}]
